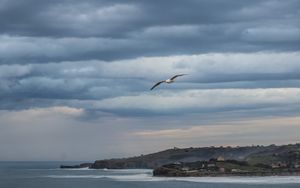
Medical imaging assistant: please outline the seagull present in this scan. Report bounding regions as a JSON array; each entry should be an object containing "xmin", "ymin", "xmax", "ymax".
[{"xmin": 150, "ymin": 74, "xmax": 187, "ymax": 90}]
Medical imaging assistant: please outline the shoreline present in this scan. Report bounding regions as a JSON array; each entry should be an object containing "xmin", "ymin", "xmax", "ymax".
[{"xmin": 153, "ymin": 169, "xmax": 300, "ymax": 177}]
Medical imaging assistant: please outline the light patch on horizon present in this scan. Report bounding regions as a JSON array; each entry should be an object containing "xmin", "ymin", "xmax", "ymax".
[
  {"xmin": 0, "ymin": 106, "xmax": 84, "ymax": 124},
  {"xmin": 133, "ymin": 116, "xmax": 300, "ymax": 138},
  {"xmin": 0, "ymin": 107, "xmax": 133, "ymax": 161},
  {"xmin": 129, "ymin": 116, "xmax": 300, "ymax": 151}
]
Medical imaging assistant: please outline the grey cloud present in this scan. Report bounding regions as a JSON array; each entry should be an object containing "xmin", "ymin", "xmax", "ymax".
[
  {"xmin": 1, "ymin": 52, "xmax": 300, "ymax": 117},
  {"xmin": 242, "ymin": 27, "xmax": 300, "ymax": 42},
  {"xmin": 231, "ymin": 0, "xmax": 300, "ymax": 20},
  {"xmin": 0, "ymin": 35, "xmax": 149, "ymax": 63},
  {"xmin": 0, "ymin": 0, "xmax": 300, "ymax": 63},
  {"xmin": 0, "ymin": 64, "xmax": 32, "ymax": 78}
]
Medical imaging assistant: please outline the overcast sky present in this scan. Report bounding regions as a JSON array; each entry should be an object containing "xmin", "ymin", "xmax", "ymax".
[{"xmin": 1, "ymin": 0, "xmax": 300, "ymax": 161}]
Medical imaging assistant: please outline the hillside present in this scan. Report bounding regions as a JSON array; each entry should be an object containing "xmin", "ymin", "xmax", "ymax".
[{"xmin": 88, "ymin": 143, "xmax": 300, "ymax": 169}]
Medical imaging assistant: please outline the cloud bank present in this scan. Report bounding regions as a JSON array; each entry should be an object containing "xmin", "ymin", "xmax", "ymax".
[{"xmin": 0, "ymin": 0, "xmax": 300, "ymax": 160}]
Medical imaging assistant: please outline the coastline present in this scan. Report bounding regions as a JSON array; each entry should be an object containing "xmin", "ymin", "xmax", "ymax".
[{"xmin": 60, "ymin": 143, "xmax": 300, "ymax": 178}]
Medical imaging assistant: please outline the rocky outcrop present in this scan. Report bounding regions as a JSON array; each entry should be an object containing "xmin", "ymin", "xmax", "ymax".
[{"xmin": 60, "ymin": 163, "xmax": 92, "ymax": 169}]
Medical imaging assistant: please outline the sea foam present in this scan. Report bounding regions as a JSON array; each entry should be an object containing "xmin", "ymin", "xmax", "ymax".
[{"xmin": 45, "ymin": 169, "xmax": 300, "ymax": 184}]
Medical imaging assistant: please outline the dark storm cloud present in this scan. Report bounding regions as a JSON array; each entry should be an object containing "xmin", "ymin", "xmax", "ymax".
[
  {"xmin": 2, "ymin": 0, "xmax": 298, "ymax": 37},
  {"xmin": 0, "ymin": 0, "xmax": 300, "ymax": 63}
]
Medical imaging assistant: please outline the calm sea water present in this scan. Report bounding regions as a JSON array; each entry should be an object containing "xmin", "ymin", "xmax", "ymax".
[{"xmin": 1, "ymin": 161, "xmax": 300, "ymax": 188}]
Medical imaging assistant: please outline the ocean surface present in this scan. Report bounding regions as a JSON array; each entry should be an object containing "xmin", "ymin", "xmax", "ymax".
[{"xmin": 1, "ymin": 161, "xmax": 300, "ymax": 188}]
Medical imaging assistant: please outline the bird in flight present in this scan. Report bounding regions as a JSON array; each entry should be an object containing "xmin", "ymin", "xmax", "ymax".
[{"xmin": 150, "ymin": 74, "xmax": 187, "ymax": 90}]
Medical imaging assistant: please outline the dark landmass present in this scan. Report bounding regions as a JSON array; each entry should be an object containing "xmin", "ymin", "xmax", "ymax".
[
  {"xmin": 61, "ymin": 143, "xmax": 300, "ymax": 177},
  {"xmin": 153, "ymin": 159, "xmax": 300, "ymax": 177},
  {"xmin": 60, "ymin": 163, "xmax": 92, "ymax": 169},
  {"xmin": 88, "ymin": 143, "xmax": 300, "ymax": 169}
]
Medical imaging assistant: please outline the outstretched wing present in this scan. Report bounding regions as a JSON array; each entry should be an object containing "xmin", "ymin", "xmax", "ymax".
[
  {"xmin": 170, "ymin": 74, "xmax": 187, "ymax": 81},
  {"xmin": 150, "ymin": 81, "xmax": 165, "ymax": 90}
]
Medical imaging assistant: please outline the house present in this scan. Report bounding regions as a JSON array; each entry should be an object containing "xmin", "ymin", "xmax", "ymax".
[
  {"xmin": 294, "ymin": 164, "xmax": 300, "ymax": 168},
  {"xmin": 217, "ymin": 156, "xmax": 225, "ymax": 161},
  {"xmin": 231, "ymin": 169, "xmax": 242, "ymax": 172},
  {"xmin": 271, "ymin": 162, "xmax": 287, "ymax": 168},
  {"xmin": 182, "ymin": 167, "xmax": 189, "ymax": 171},
  {"xmin": 207, "ymin": 163, "xmax": 216, "ymax": 168}
]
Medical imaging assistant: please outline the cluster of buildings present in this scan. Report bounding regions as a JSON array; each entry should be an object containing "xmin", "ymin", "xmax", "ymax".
[{"xmin": 174, "ymin": 154, "xmax": 300, "ymax": 174}]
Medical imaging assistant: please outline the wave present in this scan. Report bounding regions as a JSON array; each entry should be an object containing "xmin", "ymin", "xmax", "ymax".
[
  {"xmin": 59, "ymin": 167, "xmax": 93, "ymax": 171},
  {"xmin": 46, "ymin": 173, "xmax": 155, "ymax": 181},
  {"xmin": 27, "ymin": 167, "xmax": 93, "ymax": 171},
  {"xmin": 45, "ymin": 173, "xmax": 300, "ymax": 184},
  {"xmin": 175, "ymin": 176, "xmax": 300, "ymax": 184},
  {"xmin": 102, "ymin": 169, "xmax": 153, "ymax": 173}
]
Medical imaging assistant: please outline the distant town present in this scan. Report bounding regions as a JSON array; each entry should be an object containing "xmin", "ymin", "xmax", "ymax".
[{"xmin": 153, "ymin": 154, "xmax": 300, "ymax": 177}]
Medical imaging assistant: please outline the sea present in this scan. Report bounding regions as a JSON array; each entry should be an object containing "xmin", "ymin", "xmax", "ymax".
[{"xmin": 1, "ymin": 161, "xmax": 300, "ymax": 188}]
